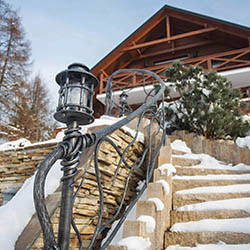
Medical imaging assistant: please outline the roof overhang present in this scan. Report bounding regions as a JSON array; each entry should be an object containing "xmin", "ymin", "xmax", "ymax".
[{"xmin": 220, "ymin": 66, "xmax": 250, "ymax": 89}]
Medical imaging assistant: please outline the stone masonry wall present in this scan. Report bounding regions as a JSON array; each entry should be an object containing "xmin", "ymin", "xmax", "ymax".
[
  {"xmin": 0, "ymin": 141, "xmax": 58, "ymax": 205},
  {"xmin": 14, "ymin": 127, "xmax": 146, "ymax": 250},
  {"xmin": 170, "ymin": 130, "xmax": 250, "ymax": 165}
]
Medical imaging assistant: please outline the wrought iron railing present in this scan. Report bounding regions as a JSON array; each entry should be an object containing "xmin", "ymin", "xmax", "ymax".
[{"xmin": 33, "ymin": 68, "xmax": 166, "ymax": 250}]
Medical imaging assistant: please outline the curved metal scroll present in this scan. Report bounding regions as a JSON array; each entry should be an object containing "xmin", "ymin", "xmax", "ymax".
[{"xmin": 33, "ymin": 68, "xmax": 166, "ymax": 250}]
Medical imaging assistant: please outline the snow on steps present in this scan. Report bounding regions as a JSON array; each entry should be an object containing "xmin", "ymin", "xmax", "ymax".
[
  {"xmin": 173, "ymin": 187, "xmax": 250, "ymax": 209},
  {"xmin": 165, "ymin": 142, "xmax": 250, "ymax": 249}
]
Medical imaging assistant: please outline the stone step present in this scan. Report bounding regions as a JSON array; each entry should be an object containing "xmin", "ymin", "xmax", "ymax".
[
  {"xmin": 175, "ymin": 167, "xmax": 250, "ymax": 176},
  {"xmin": 173, "ymin": 192, "xmax": 250, "ymax": 209},
  {"xmin": 172, "ymin": 149, "xmax": 187, "ymax": 155},
  {"xmin": 172, "ymin": 157, "xmax": 200, "ymax": 167},
  {"xmin": 164, "ymin": 231, "xmax": 250, "ymax": 247},
  {"xmin": 107, "ymin": 246, "xmax": 128, "ymax": 250},
  {"xmin": 165, "ymin": 244, "xmax": 250, "ymax": 250},
  {"xmin": 173, "ymin": 179, "xmax": 250, "ymax": 192},
  {"xmin": 170, "ymin": 210, "xmax": 250, "ymax": 226}
]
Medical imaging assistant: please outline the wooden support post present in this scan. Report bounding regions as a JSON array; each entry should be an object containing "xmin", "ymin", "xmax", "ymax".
[
  {"xmin": 99, "ymin": 72, "xmax": 104, "ymax": 94},
  {"xmin": 133, "ymin": 42, "xmax": 142, "ymax": 55},
  {"xmin": 166, "ymin": 16, "xmax": 171, "ymax": 43},
  {"xmin": 207, "ymin": 58, "xmax": 212, "ymax": 70}
]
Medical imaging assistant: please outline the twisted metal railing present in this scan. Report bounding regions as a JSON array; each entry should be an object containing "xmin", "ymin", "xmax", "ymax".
[{"xmin": 33, "ymin": 68, "xmax": 166, "ymax": 250}]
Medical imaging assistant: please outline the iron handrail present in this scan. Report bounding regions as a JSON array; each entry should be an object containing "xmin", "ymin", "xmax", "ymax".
[{"xmin": 33, "ymin": 68, "xmax": 166, "ymax": 250}]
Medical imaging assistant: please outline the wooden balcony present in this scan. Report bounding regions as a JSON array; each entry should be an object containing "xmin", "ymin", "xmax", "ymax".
[{"xmin": 97, "ymin": 47, "xmax": 250, "ymax": 95}]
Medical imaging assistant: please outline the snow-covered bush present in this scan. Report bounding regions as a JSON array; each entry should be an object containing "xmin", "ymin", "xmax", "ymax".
[{"xmin": 163, "ymin": 62, "xmax": 250, "ymax": 140}]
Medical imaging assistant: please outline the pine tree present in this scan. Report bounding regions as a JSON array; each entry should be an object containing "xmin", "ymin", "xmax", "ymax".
[{"xmin": 163, "ymin": 62, "xmax": 250, "ymax": 140}]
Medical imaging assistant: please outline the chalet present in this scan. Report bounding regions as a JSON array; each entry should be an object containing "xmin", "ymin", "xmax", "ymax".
[{"xmin": 91, "ymin": 5, "xmax": 250, "ymax": 116}]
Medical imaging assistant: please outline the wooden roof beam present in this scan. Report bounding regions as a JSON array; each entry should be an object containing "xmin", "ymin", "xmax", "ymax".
[
  {"xmin": 93, "ymin": 13, "xmax": 167, "ymax": 75},
  {"xmin": 123, "ymin": 27, "xmax": 217, "ymax": 51},
  {"xmin": 131, "ymin": 40, "xmax": 214, "ymax": 61},
  {"xmin": 165, "ymin": 9, "xmax": 250, "ymax": 39}
]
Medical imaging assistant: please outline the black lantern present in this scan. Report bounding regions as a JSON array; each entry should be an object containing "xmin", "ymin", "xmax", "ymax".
[
  {"xmin": 119, "ymin": 91, "xmax": 129, "ymax": 116},
  {"xmin": 54, "ymin": 63, "xmax": 99, "ymax": 125},
  {"xmin": 119, "ymin": 91, "xmax": 128, "ymax": 107}
]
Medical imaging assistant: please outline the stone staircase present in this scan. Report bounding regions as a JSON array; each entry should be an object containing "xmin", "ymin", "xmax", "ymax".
[
  {"xmin": 107, "ymin": 142, "xmax": 250, "ymax": 249},
  {"xmin": 165, "ymin": 149, "xmax": 250, "ymax": 249}
]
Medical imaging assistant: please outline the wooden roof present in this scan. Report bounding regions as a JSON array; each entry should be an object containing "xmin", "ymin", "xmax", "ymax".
[{"xmin": 91, "ymin": 5, "xmax": 250, "ymax": 94}]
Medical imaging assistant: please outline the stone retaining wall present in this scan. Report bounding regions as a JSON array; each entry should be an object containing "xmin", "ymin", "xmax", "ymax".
[
  {"xmin": 0, "ymin": 142, "xmax": 58, "ymax": 205},
  {"xmin": 170, "ymin": 130, "xmax": 250, "ymax": 165},
  {"xmin": 13, "ymin": 127, "xmax": 146, "ymax": 249}
]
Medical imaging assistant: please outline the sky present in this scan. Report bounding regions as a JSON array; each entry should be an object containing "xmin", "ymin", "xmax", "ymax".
[{"xmin": 7, "ymin": 0, "xmax": 250, "ymax": 103}]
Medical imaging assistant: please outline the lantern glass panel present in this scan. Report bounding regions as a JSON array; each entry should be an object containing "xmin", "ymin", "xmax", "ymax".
[
  {"xmin": 80, "ymin": 89, "xmax": 88, "ymax": 107},
  {"xmin": 67, "ymin": 86, "xmax": 81, "ymax": 106}
]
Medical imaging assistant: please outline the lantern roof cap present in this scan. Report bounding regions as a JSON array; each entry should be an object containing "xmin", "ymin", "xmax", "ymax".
[{"xmin": 55, "ymin": 63, "xmax": 99, "ymax": 88}]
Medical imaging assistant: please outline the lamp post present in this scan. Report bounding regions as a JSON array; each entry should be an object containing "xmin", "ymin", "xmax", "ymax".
[
  {"xmin": 55, "ymin": 63, "xmax": 98, "ymax": 250},
  {"xmin": 34, "ymin": 63, "xmax": 98, "ymax": 250},
  {"xmin": 119, "ymin": 91, "xmax": 128, "ymax": 116}
]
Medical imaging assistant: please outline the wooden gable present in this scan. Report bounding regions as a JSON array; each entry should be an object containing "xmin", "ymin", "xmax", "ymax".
[{"xmin": 91, "ymin": 5, "xmax": 250, "ymax": 97}]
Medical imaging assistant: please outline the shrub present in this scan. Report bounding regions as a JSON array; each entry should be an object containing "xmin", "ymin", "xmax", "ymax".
[{"xmin": 163, "ymin": 62, "xmax": 250, "ymax": 140}]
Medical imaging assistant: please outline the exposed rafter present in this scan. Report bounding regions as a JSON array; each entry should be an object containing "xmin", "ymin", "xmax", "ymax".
[{"xmin": 123, "ymin": 27, "xmax": 217, "ymax": 52}]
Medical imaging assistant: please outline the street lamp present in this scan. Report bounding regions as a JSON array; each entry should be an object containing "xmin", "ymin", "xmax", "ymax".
[
  {"xmin": 119, "ymin": 91, "xmax": 128, "ymax": 116},
  {"xmin": 34, "ymin": 63, "xmax": 99, "ymax": 250},
  {"xmin": 54, "ymin": 63, "xmax": 98, "ymax": 126},
  {"xmin": 54, "ymin": 63, "xmax": 98, "ymax": 250}
]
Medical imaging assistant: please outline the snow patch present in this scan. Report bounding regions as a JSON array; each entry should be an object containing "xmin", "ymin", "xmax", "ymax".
[
  {"xmin": 118, "ymin": 236, "xmax": 151, "ymax": 250},
  {"xmin": 171, "ymin": 140, "xmax": 191, "ymax": 153},
  {"xmin": 177, "ymin": 198, "xmax": 250, "ymax": 212},
  {"xmin": 236, "ymin": 136, "xmax": 250, "ymax": 150},
  {"xmin": 170, "ymin": 217, "xmax": 250, "ymax": 234},
  {"xmin": 137, "ymin": 215, "xmax": 155, "ymax": 233},
  {"xmin": 156, "ymin": 180, "xmax": 170, "ymax": 195},
  {"xmin": 176, "ymin": 184, "xmax": 250, "ymax": 194},
  {"xmin": 0, "ymin": 138, "xmax": 31, "ymax": 151},
  {"xmin": 148, "ymin": 198, "xmax": 164, "ymax": 211},
  {"xmin": 158, "ymin": 164, "xmax": 176, "ymax": 176}
]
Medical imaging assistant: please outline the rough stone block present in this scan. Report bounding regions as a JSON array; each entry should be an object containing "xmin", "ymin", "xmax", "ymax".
[
  {"xmin": 136, "ymin": 200, "xmax": 156, "ymax": 219},
  {"xmin": 183, "ymin": 132, "xmax": 193, "ymax": 150},
  {"xmin": 240, "ymin": 147, "xmax": 250, "ymax": 165},
  {"xmin": 192, "ymin": 135, "xmax": 203, "ymax": 154},
  {"xmin": 147, "ymin": 182, "xmax": 164, "ymax": 201},
  {"xmin": 122, "ymin": 220, "xmax": 147, "ymax": 238},
  {"xmin": 158, "ymin": 138, "xmax": 172, "ymax": 165}
]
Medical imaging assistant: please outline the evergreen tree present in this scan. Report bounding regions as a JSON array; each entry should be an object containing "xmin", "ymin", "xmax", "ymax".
[{"xmin": 163, "ymin": 62, "xmax": 250, "ymax": 140}]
